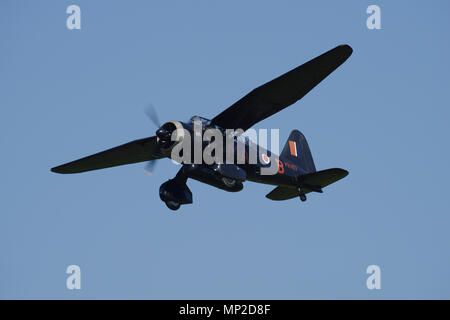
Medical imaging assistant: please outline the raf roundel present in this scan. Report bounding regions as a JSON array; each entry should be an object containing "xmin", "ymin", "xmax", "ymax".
[{"xmin": 261, "ymin": 153, "xmax": 271, "ymax": 164}]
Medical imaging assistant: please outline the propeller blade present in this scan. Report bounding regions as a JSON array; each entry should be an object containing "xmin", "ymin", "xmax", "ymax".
[
  {"xmin": 145, "ymin": 103, "xmax": 161, "ymax": 128},
  {"xmin": 144, "ymin": 159, "xmax": 158, "ymax": 176}
]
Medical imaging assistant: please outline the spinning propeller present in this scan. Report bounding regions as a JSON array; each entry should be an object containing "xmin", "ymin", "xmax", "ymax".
[{"xmin": 144, "ymin": 104, "xmax": 162, "ymax": 175}]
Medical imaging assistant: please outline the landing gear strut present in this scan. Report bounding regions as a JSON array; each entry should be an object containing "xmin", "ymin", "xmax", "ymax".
[{"xmin": 297, "ymin": 187, "xmax": 307, "ymax": 202}]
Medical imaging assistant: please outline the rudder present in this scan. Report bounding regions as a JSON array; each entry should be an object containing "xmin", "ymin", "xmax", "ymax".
[{"xmin": 280, "ymin": 130, "xmax": 316, "ymax": 174}]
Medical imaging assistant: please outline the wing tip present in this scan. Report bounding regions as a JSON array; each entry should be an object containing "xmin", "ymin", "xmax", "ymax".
[
  {"xmin": 51, "ymin": 165, "xmax": 75, "ymax": 174},
  {"xmin": 50, "ymin": 166, "xmax": 60, "ymax": 173},
  {"xmin": 51, "ymin": 167, "xmax": 64, "ymax": 174},
  {"xmin": 338, "ymin": 44, "xmax": 353, "ymax": 59}
]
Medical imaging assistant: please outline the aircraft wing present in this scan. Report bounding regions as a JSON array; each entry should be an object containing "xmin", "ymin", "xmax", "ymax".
[
  {"xmin": 211, "ymin": 44, "xmax": 353, "ymax": 132},
  {"xmin": 51, "ymin": 136, "xmax": 163, "ymax": 174}
]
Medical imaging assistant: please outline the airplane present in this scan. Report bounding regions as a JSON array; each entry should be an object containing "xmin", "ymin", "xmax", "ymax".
[{"xmin": 51, "ymin": 44, "xmax": 353, "ymax": 211}]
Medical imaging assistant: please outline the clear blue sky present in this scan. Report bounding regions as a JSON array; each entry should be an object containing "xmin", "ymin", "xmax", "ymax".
[{"xmin": 1, "ymin": 0, "xmax": 450, "ymax": 299}]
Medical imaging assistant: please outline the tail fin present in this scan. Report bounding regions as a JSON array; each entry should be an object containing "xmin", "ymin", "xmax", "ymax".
[{"xmin": 280, "ymin": 130, "xmax": 316, "ymax": 174}]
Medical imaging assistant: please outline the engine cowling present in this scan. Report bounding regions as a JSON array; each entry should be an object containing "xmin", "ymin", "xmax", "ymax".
[{"xmin": 156, "ymin": 121, "xmax": 185, "ymax": 154}]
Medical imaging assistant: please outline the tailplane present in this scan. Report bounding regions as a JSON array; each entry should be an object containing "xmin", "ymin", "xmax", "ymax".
[
  {"xmin": 266, "ymin": 168, "xmax": 348, "ymax": 201},
  {"xmin": 267, "ymin": 130, "xmax": 348, "ymax": 202}
]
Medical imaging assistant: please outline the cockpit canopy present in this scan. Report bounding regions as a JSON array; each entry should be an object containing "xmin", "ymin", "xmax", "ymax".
[{"xmin": 190, "ymin": 115, "xmax": 211, "ymax": 126}]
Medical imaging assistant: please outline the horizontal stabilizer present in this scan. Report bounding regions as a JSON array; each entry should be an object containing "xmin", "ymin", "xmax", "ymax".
[
  {"xmin": 265, "ymin": 168, "xmax": 348, "ymax": 201},
  {"xmin": 265, "ymin": 185, "xmax": 299, "ymax": 201},
  {"xmin": 298, "ymin": 168, "xmax": 348, "ymax": 193},
  {"xmin": 51, "ymin": 136, "xmax": 163, "ymax": 174}
]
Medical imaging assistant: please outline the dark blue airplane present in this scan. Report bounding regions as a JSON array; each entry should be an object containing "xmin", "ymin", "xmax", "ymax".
[{"xmin": 51, "ymin": 44, "xmax": 353, "ymax": 210}]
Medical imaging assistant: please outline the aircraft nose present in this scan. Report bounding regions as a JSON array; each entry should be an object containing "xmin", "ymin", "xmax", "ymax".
[
  {"xmin": 156, "ymin": 127, "xmax": 170, "ymax": 141},
  {"xmin": 156, "ymin": 127, "xmax": 164, "ymax": 136}
]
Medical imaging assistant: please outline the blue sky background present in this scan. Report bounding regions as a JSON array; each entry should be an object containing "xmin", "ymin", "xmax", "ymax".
[{"xmin": 1, "ymin": 0, "xmax": 450, "ymax": 299}]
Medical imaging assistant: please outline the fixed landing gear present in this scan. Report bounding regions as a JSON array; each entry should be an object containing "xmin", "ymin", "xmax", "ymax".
[
  {"xmin": 165, "ymin": 200, "xmax": 181, "ymax": 211},
  {"xmin": 297, "ymin": 187, "xmax": 307, "ymax": 202},
  {"xmin": 159, "ymin": 169, "xmax": 193, "ymax": 211},
  {"xmin": 297, "ymin": 187, "xmax": 306, "ymax": 202},
  {"xmin": 222, "ymin": 177, "xmax": 236, "ymax": 188}
]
